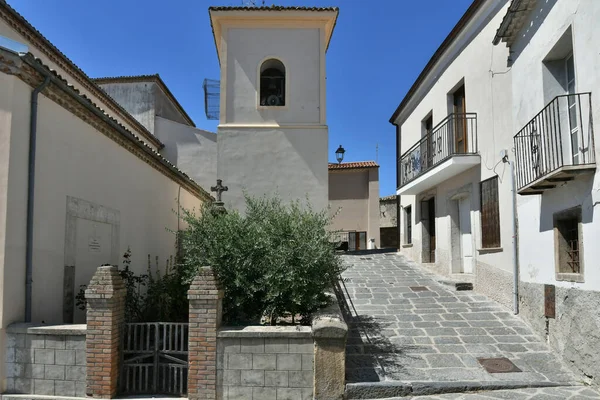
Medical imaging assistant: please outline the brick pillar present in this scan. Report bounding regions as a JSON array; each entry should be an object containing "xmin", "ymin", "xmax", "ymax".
[
  {"xmin": 187, "ymin": 267, "xmax": 223, "ymax": 400},
  {"xmin": 85, "ymin": 265, "xmax": 125, "ymax": 399}
]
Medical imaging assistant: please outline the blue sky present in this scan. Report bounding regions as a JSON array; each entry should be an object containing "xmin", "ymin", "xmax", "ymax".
[{"xmin": 8, "ymin": 0, "xmax": 472, "ymax": 197}]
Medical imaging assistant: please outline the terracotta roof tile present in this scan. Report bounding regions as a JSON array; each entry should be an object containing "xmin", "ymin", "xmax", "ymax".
[
  {"xmin": 328, "ymin": 161, "xmax": 379, "ymax": 170},
  {"xmin": 380, "ymin": 195, "xmax": 397, "ymax": 202},
  {"xmin": 16, "ymin": 52, "xmax": 212, "ymax": 202}
]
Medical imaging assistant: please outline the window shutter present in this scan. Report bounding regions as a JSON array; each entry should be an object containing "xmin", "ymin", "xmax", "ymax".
[{"xmin": 480, "ymin": 177, "xmax": 501, "ymax": 248}]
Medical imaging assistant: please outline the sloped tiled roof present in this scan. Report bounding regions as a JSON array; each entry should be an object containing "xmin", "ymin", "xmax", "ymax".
[
  {"xmin": 7, "ymin": 49, "xmax": 212, "ymax": 202},
  {"xmin": 380, "ymin": 195, "xmax": 397, "ymax": 202},
  {"xmin": 328, "ymin": 161, "xmax": 379, "ymax": 170},
  {"xmin": 0, "ymin": 1, "xmax": 164, "ymax": 149},
  {"xmin": 209, "ymin": 6, "xmax": 338, "ymax": 12},
  {"xmin": 93, "ymin": 74, "xmax": 196, "ymax": 127},
  {"xmin": 493, "ymin": 0, "xmax": 538, "ymax": 46}
]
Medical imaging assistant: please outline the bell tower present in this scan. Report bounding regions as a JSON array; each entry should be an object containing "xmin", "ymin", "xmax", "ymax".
[{"xmin": 209, "ymin": 5, "xmax": 338, "ymax": 212}]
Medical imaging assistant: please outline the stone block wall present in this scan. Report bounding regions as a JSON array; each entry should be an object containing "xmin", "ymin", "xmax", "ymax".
[
  {"xmin": 217, "ymin": 328, "xmax": 313, "ymax": 400},
  {"xmin": 4, "ymin": 323, "xmax": 86, "ymax": 396},
  {"xmin": 519, "ymin": 281, "xmax": 600, "ymax": 385}
]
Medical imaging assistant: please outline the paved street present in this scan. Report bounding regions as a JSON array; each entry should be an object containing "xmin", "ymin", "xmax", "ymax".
[
  {"xmin": 383, "ymin": 386, "xmax": 600, "ymax": 399},
  {"xmin": 339, "ymin": 252, "xmax": 590, "ymax": 398}
]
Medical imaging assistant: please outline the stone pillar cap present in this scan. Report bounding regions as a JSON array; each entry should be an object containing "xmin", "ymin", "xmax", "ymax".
[{"xmin": 312, "ymin": 316, "xmax": 348, "ymax": 339}]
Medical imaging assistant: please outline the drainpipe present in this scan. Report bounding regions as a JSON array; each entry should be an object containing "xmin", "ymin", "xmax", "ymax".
[
  {"xmin": 503, "ymin": 154, "xmax": 519, "ymax": 315},
  {"xmin": 25, "ymin": 75, "xmax": 51, "ymax": 323}
]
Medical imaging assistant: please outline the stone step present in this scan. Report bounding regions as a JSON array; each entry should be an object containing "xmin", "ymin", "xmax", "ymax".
[
  {"xmin": 344, "ymin": 380, "xmax": 573, "ymax": 399},
  {"xmin": 436, "ymin": 279, "xmax": 474, "ymax": 291}
]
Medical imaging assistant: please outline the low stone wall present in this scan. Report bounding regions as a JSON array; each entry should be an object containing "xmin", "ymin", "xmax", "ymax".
[
  {"xmin": 217, "ymin": 327, "xmax": 313, "ymax": 400},
  {"xmin": 519, "ymin": 281, "xmax": 600, "ymax": 386},
  {"xmin": 4, "ymin": 323, "xmax": 86, "ymax": 397}
]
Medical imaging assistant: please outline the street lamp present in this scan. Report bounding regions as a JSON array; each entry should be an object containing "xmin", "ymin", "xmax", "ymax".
[{"xmin": 335, "ymin": 145, "xmax": 345, "ymax": 164}]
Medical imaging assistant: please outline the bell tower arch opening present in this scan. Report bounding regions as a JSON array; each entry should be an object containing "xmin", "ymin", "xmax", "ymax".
[{"xmin": 259, "ymin": 58, "xmax": 286, "ymax": 107}]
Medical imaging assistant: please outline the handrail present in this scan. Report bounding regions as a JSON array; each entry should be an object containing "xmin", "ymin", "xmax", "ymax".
[
  {"xmin": 513, "ymin": 92, "xmax": 594, "ymax": 190},
  {"xmin": 397, "ymin": 113, "xmax": 478, "ymax": 188}
]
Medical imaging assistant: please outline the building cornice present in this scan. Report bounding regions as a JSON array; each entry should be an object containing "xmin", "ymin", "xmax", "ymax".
[
  {"xmin": 209, "ymin": 7, "xmax": 338, "ymax": 65},
  {"xmin": 0, "ymin": 49, "xmax": 213, "ymax": 203},
  {"xmin": 0, "ymin": 2, "xmax": 164, "ymax": 150}
]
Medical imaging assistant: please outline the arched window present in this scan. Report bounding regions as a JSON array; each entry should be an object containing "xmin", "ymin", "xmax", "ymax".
[{"xmin": 260, "ymin": 59, "xmax": 286, "ymax": 107}]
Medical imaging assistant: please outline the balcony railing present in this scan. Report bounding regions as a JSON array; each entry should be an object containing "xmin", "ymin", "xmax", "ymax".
[
  {"xmin": 513, "ymin": 93, "xmax": 595, "ymax": 192},
  {"xmin": 398, "ymin": 113, "xmax": 478, "ymax": 188}
]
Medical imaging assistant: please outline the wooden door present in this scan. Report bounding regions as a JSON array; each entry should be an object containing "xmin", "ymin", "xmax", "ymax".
[
  {"xmin": 453, "ymin": 86, "xmax": 467, "ymax": 154},
  {"xmin": 425, "ymin": 115, "xmax": 434, "ymax": 169},
  {"xmin": 428, "ymin": 198, "xmax": 436, "ymax": 263}
]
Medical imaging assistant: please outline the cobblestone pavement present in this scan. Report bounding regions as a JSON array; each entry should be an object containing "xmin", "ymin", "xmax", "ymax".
[
  {"xmin": 395, "ymin": 386, "xmax": 600, "ymax": 399},
  {"xmin": 339, "ymin": 252, "xmax": 582, "ymax": 389}
]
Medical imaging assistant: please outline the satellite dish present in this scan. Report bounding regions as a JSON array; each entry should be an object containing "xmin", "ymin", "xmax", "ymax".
[{"xmin": 267, "ymin": 94, "xmax": 281, "ymax": 106}]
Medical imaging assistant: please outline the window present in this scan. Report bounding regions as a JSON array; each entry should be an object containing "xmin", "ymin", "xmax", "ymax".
[
  {"xmin": 480, "ymin": 177, "xmax": 500, "ymax": 248},
  {"xmin": 404, "ymin": 206, "xmax": 412, "ymax": 244},
  {"xmin": 260, "ymin": 59, "xmax": 286, "ymax": 107},
  {"xmin": 554, "ymin": 207, "xmax": 583, "ymax": 281}
]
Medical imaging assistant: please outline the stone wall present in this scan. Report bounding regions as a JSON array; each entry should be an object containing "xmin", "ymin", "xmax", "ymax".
[
  {"xmin": 519, "ymin": 281, "xmax": 600, "ymax": 385},
  {"xmin": 380, "ymin": 227, "xmax": 399, "ymax": 249},
  {"xmin": 217, "ymin": 327, "xmax": 313, "ymax": 400},
  {"xmin": 4, "ymin": 323, "xmax": 86, "ymax": 396}
]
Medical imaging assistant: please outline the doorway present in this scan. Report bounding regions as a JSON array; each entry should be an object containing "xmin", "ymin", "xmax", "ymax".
[
  {"xmin": 348, "ymin": 231, "xmax": 367, "ymax": 251},
  {"xmin": 421, "ymin": 197, "xmax": 436, "ymax": 263},
  {"xmin": 452, "ymin": 85, "xmax": 468, "ymax": 154},
  {"xmin": 458, "ymin": 197, "xmax": 473, "ymax": 273}
]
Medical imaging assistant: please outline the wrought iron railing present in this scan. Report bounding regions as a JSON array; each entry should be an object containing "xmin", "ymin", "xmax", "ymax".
[
  {"xmin": 398, "ymin": 113, "xmax": 478, "ymax": 188},
  {"xmin": 513, "ymin": 93, "xmax": 595, "ymax": 190}
]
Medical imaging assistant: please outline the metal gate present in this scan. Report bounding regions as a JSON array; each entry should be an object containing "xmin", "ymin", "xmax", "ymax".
[{"xmin": 120, "ymin": 322, "xmax": 189, "ymax": 396}]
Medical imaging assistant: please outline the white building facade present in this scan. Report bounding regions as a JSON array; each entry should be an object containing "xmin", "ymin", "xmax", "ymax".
[
  {"xmin": 391, "ymin": 0, "xmax": 515, "ymax": 307},
  {"xmin": 392, "ymin": 0, "xmax": 600, "ymax": 384},
  {"xmin": 209, "ymin": 6, "xmax": 338, "ymax": 213},
  {"xmin": 494, "ymin": 0, "xmax": 600, "ymax": 385}
]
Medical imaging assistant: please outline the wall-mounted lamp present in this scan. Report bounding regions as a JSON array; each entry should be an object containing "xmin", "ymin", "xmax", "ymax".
[{"xmin": 335, "ymin": 145, "xmax": 345, "ymax": 164}]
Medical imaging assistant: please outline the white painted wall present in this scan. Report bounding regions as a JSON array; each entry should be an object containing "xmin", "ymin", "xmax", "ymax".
[
  {"xmin": 155, "ymin": 116, "xmax": 217, "ymax": 192},
  {"xmin": 224, "ymin": 27, "xmax": 322, "ymax": 125},
  {"xmin": 217, "ymin": 127, "xmax": 328, "ymax": 213},
  {"xmin": 393, "ymin": 1, "xmax": 514, "ymax": 296},
  {"xmin": 216, "ymin": 18, "xmax": 330, "ymax": 213},
  {"xmin": 510, "ymin": 0, "xmax": 600, "ymax": 290},
  {"xmin": 0, "ymin": 77, "xmax": 203, "ymax": 327}
]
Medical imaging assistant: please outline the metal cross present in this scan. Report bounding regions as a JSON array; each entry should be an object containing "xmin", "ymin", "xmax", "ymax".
[{"xmin": 211, "ymin": 179, "xmax": 228, "ymax": 202}]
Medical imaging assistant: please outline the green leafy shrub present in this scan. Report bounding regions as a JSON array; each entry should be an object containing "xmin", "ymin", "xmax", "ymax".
[
  {"xmin": 180, "ymin": 194, "xmax": 344, "ymax": 324},
  {"xmin": 76, "ymin": 247, "xmax": 188, "ymax": 322}
]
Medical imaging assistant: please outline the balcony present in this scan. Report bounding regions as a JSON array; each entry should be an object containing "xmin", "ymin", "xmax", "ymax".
[
  {"xmin": 397, "ymin": 113, "xmax": 479, "ymax": 195},
  {"xmin": 514, "ymin": 93, "xmax": 595, "ymax": 195}
]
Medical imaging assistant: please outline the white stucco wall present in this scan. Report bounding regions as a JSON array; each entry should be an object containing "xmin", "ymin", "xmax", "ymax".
[
  {"xmin": 155, "ymin": 116, "xmax": 217, "ymax": 192},
  {"xmin": 0, "ymin": 77, "xmax": 204, "ymax": 328},
  {"xmin": 510, "ymin": 0, "xmax": 600, "ymax": 290},
  {"xmin": 217, "ymin": 127, "xmax": 328, "ymax": 213},
  {"xmin": 223, "ymin": 27, "xmax": 322, "ymax": 125},
  {"xmin": 394, "ymin": 1, "xmax": 514, "ymax": 293}
]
